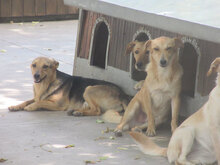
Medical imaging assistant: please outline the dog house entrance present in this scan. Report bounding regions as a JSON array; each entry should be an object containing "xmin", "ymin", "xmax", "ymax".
[
  {"xmin": 90, "ymin": 22, "xmax": 109, "ymax": 69},
  {"xmin": 179, "ymin": 43, "xmax": 198, "ymax": 97},
  {"xmin": 131, "ymin": 32, "xmax": 149, "ymax": 81}
]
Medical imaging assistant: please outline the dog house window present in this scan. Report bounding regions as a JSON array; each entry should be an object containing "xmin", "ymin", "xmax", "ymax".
[
  {"xmin": 179, "ymin": 42, "xmax": 198, "ymax": 97},
  {"xmin": 131, "ymin": 32, "xmax": 150, "ymax": 81},
  {"xmin": 90, "ymin": 20, "xmax": 109, "ymax": 69}
]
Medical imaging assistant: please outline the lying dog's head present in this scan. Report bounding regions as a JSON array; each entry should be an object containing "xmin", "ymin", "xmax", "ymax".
[
  {"xmin": 125, "ymin": 40, "xmax": 149, "ymax": 71},
  {"xmin": 145, "ymin": 36, "xmax": 183, "ymax": 68},
  {"xmin": 207, "ymin": 57, "xmax": 220, "ymax": 76},
  {"xmin": 31, "ymin": 57, "xmax": 59, "ymax": 83}
]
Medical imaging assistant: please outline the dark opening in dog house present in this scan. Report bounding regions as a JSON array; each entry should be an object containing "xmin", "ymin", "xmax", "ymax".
[
  {"xmin": 90, "ymin": 21, "xmax": 109, "ymax": 69},
  {"xmin": 131, "ymin": 32, "xmax": 149, "ymax": 81},
  {"xmin": 179, "ymin": 43, "xmax": 198, "ymax": 97}
]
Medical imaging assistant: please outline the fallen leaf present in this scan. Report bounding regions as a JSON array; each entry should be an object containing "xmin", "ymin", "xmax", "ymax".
[
  {"xmin": 94, "ymin": 136, "xmax": 107, "ymax": 141},
  {"xmin": 0, "ymin": 49, "xmax": 7, "ymax": 53},
  {"xmin": 117, "ymin": 147, "xmax": 128, "ymax": 150},
  {"xmin": 32, "ymin": 21, "xmax": 39, "ymax": 25},
  {"xmin": 96, "ymin": 119, "xmax": 104, "ymax": 124},
  {"xmin": 65, "ymin": 144, "xmax": 75, "ymax": 148},
  {"xmin": 109, "ymin": 136, "xmax": 115, "ymax": 140},
  {"xmin": 99, "ymin": 156, "xmax": 108, "ymax": 161},
  {"xmin": 43, "ymin": 48, "xmax": 52, "ymax": 51},
  {"xmin": 134, "ymin": 156, "xmax": 141, "ymax": 160},
  {"xmin": 0, "ymin": 158, "xmax": 7, "ymax": 163},
  {"xmin": 84, "ymin": 160, "xmax": 96, "ymax": 164}
]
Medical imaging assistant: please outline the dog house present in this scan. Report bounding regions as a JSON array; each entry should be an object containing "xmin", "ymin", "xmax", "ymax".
[{"xmin": 64, "ymin": 0, "xmax": 220, "ymax": 116}]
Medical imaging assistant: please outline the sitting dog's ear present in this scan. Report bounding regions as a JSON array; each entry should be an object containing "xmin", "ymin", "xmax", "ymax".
[
  {"xmin": 144, "ymin": 40, "xmax": 152, "ymax": 49},
  {"xmin": 174, "ymin": 38, "xmax": 184, "ymax": 48},
  {"xmin": 207, "ymin": 57, "xmax": 220, "ymax": 76},
  {"xmin": 125, "ymin": 41, "xmax": 136, "ymax": 56}
]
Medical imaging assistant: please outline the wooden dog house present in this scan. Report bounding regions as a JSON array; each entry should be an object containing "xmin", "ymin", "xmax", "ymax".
[{"xmin": 64, "ymin": 0, "xmax": 220, "ymax": 116}]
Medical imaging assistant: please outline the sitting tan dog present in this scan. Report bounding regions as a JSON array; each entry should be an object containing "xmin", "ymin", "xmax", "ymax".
[
  {"xmin": 115, "ymin": 36, "xmax": 184, "ymax": 137},
  {"xmin": 130, "ymin": 58, "xmax": 220, "ymax": 165}
]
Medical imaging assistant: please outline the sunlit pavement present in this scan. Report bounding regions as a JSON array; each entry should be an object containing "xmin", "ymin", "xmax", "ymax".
[{"xmin": 0, "ymin": 20, "xmax": 170, "ymax": 165}]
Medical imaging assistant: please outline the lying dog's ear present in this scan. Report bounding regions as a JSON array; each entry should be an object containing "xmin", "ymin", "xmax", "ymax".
[
  {"xmin": 125, "ymin": 41, "xmax": 136, "ymax": 56},
  {"xmin": 174, "ymin": 38, "xmax": 184, "ymax": 48},
  {"xmin": 207, "ymin": 57, "xmax": 220, "ymax": 76},
  {"xmin": 50, "ymin": 59, "xmax": 59, "ymax": 69}
]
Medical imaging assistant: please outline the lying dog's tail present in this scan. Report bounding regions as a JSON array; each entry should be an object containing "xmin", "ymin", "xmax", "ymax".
[
  {"xmin": 129, "ymin": 132, "xmax": 167, "ymax": 157},
  {"xmin": 101, "ymin": 110, "xmax": 122, "ymax": 124}
]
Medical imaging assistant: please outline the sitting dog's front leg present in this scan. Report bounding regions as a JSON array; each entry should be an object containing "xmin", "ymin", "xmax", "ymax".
[
  {"xmin": 171, "ymin": 95, "xmax": 180, "ymax": 133},
  {"xmin": 8, "ymin": 99, "xmax": 34, "ymax": 111}
]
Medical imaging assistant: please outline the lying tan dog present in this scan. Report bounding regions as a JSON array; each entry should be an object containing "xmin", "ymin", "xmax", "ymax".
[
  {"xmin": 115, "ymin": 36, "xmax": 184, "ymax": 136},
  {"xmin": 125, "ymin": 40, "xmax": 149, "ymax": 90},
  {"xmin": 130, "ymin": 58, "xmax": 220, "ymax": 165},
  {"xmin": 8, "ymin": 57, "xmax": 129, "ymax": 121}
]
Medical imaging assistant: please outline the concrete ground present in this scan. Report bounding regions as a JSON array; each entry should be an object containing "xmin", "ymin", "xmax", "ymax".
[{"xmin": 0, "ymin": 20, "xmax": 170, "ymax": 165}]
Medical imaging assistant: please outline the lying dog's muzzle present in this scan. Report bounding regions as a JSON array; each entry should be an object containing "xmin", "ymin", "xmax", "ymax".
[{"xmin": 34, "ymin": 74, "xmax": 46, "ymax": 83}]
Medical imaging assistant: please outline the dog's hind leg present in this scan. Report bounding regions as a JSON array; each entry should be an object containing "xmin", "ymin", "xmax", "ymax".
[
  {"xmin": 72, "ymin": 90, "xmax": 102, "ymax": 116},
  {"xmin": 168, "ymin": 127, "xmax": 195, "ymax": 165}
]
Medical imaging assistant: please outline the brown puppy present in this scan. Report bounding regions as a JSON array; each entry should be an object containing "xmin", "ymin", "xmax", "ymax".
[
  {"xmin": 115, "ymin": 36, "xmax": 183, "ymax": 136},
  {"xmin": 130, "ymin": 57, "xmax": 220, "ymax": 165},
  {"xmin": 125, "ymin": 40, "xmax": 149, "ymax": 90},
  {"xmin": 8, "ymin": 57, "xmax": 129, "ymax": 118}
]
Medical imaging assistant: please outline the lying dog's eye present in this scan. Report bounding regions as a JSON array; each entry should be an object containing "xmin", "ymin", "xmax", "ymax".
[
  {"xmin": 135, "ymin": 50, "xmax": 139, "ymax": 54},
  {"xmin": 32, "ymin": 64, "xmax": 36, "ymax": 68},
  {"xmin": 43, "ymin": 65, "xmax": 48, "ymax": 69},
  {"xmin": 154, "ymin": 48, "xmax": 159, "ymax": 51}
]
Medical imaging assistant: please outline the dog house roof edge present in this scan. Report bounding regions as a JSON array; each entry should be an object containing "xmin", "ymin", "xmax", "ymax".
[{"xmin": 64, "ymin": 0, "xmax": 220, "ymax": 44}]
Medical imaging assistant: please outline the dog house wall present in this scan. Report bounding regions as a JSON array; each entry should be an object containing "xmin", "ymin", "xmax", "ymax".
[{"xmin": 76, "ymin": 10, "xmax": 220, "ymax": 97}]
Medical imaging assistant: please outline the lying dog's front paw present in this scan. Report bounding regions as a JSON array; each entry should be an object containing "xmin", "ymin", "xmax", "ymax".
[
  {"xmin": 146, "ymin": 127, "xmax": 156, "ymax": 137},
  {"xmin": 24, "ymin": 104, "xmax": 37, "ymax": 111},
  {"xmin": 8, "ymin": 105, "xmax": 23, "ymax": 112},
  {"xmin": 72, "ymin": 111, "xmax": 83, "ymax": 116},
  {"xmin": 114, "ymin": 130, "xmax": 123, "ymax": 137}
]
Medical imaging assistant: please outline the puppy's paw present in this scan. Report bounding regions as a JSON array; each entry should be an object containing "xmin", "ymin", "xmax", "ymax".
[
  {"xmin": 146, "ymin": 127, "xmax": 156, "ymax": 137},
  {"xmin": 131, "ymin": 126, "xmax": 142, "ymax": 133},
  {"xmin": 134, "ymin": 80, "xmax": 144, "ymax": 90},
  {"xmin": 114, "ymin": 130, "xmax": 123, "ymax": 137},
  {"xmin": 8, "ymin": 105, "xmax": 23, "ymax": 112},
  {"xmin": 67, "ymin": 110, "xmax": 74, "ymax": 116},
  {"xmin": 24, "ymin": 104, "xmax": 37, "ymax": 111},
  {"xmin": 72, "ymin": 111, "xmax": 83, "ymax": 116}
]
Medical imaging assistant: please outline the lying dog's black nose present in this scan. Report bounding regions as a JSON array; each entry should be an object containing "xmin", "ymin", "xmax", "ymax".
[
  {"xmin": 160, "ymin": 59, "xmax": 167, "ymax": 67},
  {"xmin": 34, "ymin": 73, "xmax": 40, "ymax": 80},
  {"xmin": 136, "ymin": 62, "xmax": 143, "ymax": 69}
]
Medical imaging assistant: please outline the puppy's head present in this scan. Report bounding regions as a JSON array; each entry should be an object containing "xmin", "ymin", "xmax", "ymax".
[
  {"xmin": 125, "ymin": 40, "xmax": 149, "ymax": 71},
  {"xmin": 207, "ymin": 57, "xmax": 220, "ymax": 76},
  {"xmin": 146, "ymin": 36, "xmax": 183, "ymax": 68},
  {"xmin": 31, "ymin": 57, "xmax": 59, "ymax": 83}
]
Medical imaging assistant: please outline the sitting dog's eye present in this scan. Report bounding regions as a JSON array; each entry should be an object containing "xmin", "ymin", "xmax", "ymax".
[
  {"xmin": 32, "ymin": 64, "xmax": 36, "ymax": 68},
  {"xmin": 154, "ymin": 48, "xmax": 159, "ymax": 51},
  {"xmin": 166, "ymin": 47, "xmax": 172, "ymax": 51},
  {"xmin": 43, "ymin": 65, "xmax": 48, "ymax": 69},
  {"xmin": 135, "ymin": 50, "xmax": 139, "ymax": 54}
]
